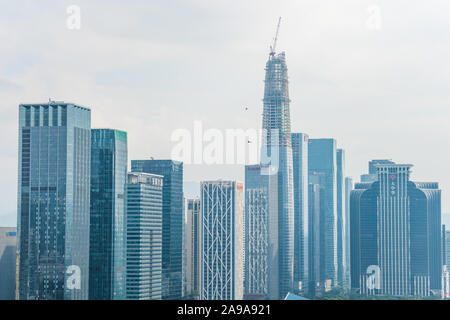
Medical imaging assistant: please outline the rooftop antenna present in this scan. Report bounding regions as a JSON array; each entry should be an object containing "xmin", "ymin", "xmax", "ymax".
[{"xmin": 270, "ymin": 17, "xmax": 282, "ymax": 58}]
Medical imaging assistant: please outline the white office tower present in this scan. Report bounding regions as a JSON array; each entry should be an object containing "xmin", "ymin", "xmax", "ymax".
[
  {"xmin": 200, "ymin": 181, "xmax": 245, "ymax": 300},
  {"xmin": 244, "ymin": 165, "xmax": 279, "ymax": 299}
]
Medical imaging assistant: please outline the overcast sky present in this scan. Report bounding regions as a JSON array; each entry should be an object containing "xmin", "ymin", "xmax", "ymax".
[{"xmin": 1, "ymin": 0, "xmax": 450, "ymax": 226}]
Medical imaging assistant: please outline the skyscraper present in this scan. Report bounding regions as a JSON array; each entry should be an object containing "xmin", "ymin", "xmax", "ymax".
[
  {"xmin": 200, "ymin": 181, "xmax": 244, "ymax": 300},
  {"xmin": 260, "ymin": 46, "xmax": 295, "ymax": 298},
  {"xmin": 344, "ymin": 177, "xmax": 353, "ymax": 288},
  {"xmin": 185, "ymin": 198, "xmax": 201, "ymax": 298},
  {"xmin": 336, "ymin": 149, "xmax": 346, "ymax": 288},
  {"xmin": 360, "ymin": 159, "xmax": 395, "ymax": 183},
  {"xmin": 0, "ymin": 228, "xmax": 16, "ymax": 300},
  {"xmin": 17, "ymin": 102, "xmax": 91, "ymax": 300},
  {"xmin": 89, "ymin": 129, "xmax": 128, "ymax": 300},
  {"xmin": 308, "ymin": 139, "xmax": 338, "ymax": 286},
  {"xmin": 350, "ymin": 162, "xmax": 442, "ymax": 297},
  {"xmin": 292, "ymin": 133, "xmax": 309, "ymax": 292},
  {"xmin": 131, "ymin": 160, "xmax": 183, "ymax": 300},
  {"xmin": 244, "ymin": 165, "xmax": 279, "ymax": 299},
  {"xmin": 445, "ymin": 230, "xmax": 450, "ymax": 267},
  {"xmin": 126, "ymin": 172, "xmax": 163, "ymax": 300}
]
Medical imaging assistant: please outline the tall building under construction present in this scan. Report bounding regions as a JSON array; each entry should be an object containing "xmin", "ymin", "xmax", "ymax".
[{"xmin": 260, "ymin": 19, "xmax": 295, "ymax": 298}]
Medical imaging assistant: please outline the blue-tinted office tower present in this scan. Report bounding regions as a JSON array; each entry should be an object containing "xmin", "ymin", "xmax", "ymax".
[
  {"xmin": 360, "ymin": 159, "xmax": 395, "ymax": 183},
  {"xmin": 260, "ymin": 49, "xmax": 295, "ymax": 298},
  {"xmin": 131, "ymin": 160, "xmax": 183, "ymax": 300},
  {"xmin": 126, "ymin": 172, "xmax": 163, "ymax": 299},
  {"xmin": 336, "ymin": 149, "xmax": 347, "ymax": 288},
  {"xmin": 244, "ymin": 165, "xmax": 279, "ymax": 299},
  {"xmin": 308, "ymin": 139, "xmax": 338, "ymax": 286},
  {"xmin": 89, "ymin": 129, "xmax": 128, "ymax": 300},
  {"xmin": 344, "ymin": 177, "xmax": 353, "ymax": 288},
  {"xmin": 292, "ymin": 133, "xmax": 309, "ymax": 292},
  {"xmin": 308, "ymin": 182, "xmax": 322, "ymax": 294},
  {"xmin": 17, "ymin": 102, "xmax": 91, "ymax": 300},
  {"xmin": 185, "ymin": 199, "xmax": 201, "ymax": 297},
  {"xmin": 0, "ymin": 228, "xmax": 17, "ymax": 300},
  {"xmin": 351, "ymin": 162, "xmax": 442, "ymax": 297}
]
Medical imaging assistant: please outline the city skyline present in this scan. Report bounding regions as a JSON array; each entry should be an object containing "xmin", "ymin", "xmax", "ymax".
[
  {"xmin": 2, "ymin": 1, "xmax": 450, "ymax": 227},
  {"xmin": 5, "ymin": 3, "xmax": 450, "ymax": 302}
]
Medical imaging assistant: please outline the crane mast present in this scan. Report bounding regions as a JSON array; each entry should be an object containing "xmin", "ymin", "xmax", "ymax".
[{"xmin": 270, "ymin": 17, "xmax": 282, "ymax": 58}]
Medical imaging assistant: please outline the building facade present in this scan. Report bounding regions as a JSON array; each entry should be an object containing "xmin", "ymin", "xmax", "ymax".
[
  {"xmin": 0, "ymin": 228, "xmax": 17, "ymax": 300},
  {"xmin": 260, "ymin": 51, "xmax": 295, "ymax": 298},
  {"xmin": 308, "ymin": 139, "xmax": 338, "ymax": 286},
  {"xmin": 89, "ymin": 129, "xmax": 128, "ymax": 300},
  {"xmin": 336, "ymin": 149, "xmax": 347, "ymax": 288},
  {"xmin": 291, "ymin": 133, "xmax": 309, "ymax": 293},
  {"xmin": 307, "ymin": 183, "xmax": 322, "ymax": 294},
  {"xmin": 131, "ymin": 160, "xmax": 183, "ymax": 300},
  {"xmin": 344, "ymin": 177, "xmax": 353, "ymax": 288},
  {"xmin": 200, "ymin": 181, "xmax": 244, "ymax": 300},
  {"xmin": 360, "ymin": 159, "xmax": 395, "ymax": 183},
  {"xmin": 126, "ymin": 172, "xmax": 163, "ymax": 300},
  {"xmin": 185, "ymin": 199, "xmax": 201, "ymax": 298},
  {"xmin": 445, "ymin": 230, "xmax": 450, "ymax": 267},
  {"xmin": 350, "ymin": 163, "xmax": 442, "ymax": 297},
  {"xmin": 244, "ymin": 165, "xmax": 279, "ymax": 299},
  {"xmin": 17, "ymin": 102, "xmax": 91, "ymax": 300}
]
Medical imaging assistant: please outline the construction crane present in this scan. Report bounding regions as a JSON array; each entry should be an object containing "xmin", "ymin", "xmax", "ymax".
[{"xmin": 270, "ymin": 17, "xmax": 282, "ymax": 58}]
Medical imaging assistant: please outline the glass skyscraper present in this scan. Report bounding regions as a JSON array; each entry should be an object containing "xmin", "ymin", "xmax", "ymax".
[
  {"xmin": 308, "ymin": 138, "xmax": 338, "ymax": 287},
  {"xmin": 344, "ymin": 177, "xmax": 353, "ymax": 288},
  {"xmin": 89, "ymin": 129, "xmax": 128, "ymax": 300},
  {"xmin": 336, "ymin": 149, "xmax": 347, "ymax": 288},
  {"xmin": 200, "ymin": 180, "xmax": 244, "ymax": 300},
  {"xmin": 17, "ymin": 102, "xmax": 91, "ymax": 300},
  {"xmin": 0, "ymin": 227, "xmax": 17, "ymax": 300},
  {"xmin": 244, "ymin": 165, "xmax": 279, "ymax": 299},
  {"xmin": 131, "ymin": 160, "xmax": 183, "ymax": 300},
  {"xmin": 126, "ymin": 172, "xmax": 163, "ymax": 300},
  {"xmin": 350, "ymin": 162, "xmax": 442, "ymax": 297},
  {"xmin": 360, "ymin": 159, "xmax": 395, "ymax": 183},
  {"xmin": 292, "ymin": 133, "xmax": 309, "ymax": 293},
  {"xmin": 260, "ymin": 50, "xmax": 295, "ymax": 298},
  {"xmin": 307, "ymin": 182, "xmax": 322, "ymax": 294},
  {"xmin": 185, "ymin": 199, "xmax": 201, "ymax": 298}
]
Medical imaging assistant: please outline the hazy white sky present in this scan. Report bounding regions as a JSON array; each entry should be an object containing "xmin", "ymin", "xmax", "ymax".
[{"xmin": 1, "ymin": 0, "xmax": 450, "ymax": 226}]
